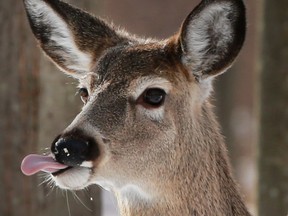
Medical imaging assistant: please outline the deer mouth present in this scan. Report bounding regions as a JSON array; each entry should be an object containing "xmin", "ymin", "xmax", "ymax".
[
  {"xmin": 21, "ymin": 153, "xmax": 94, "ymax": 175},
  {"xmin": 21, "ymin": 133, "xmax": 100, "ymax": 189},
  {"xmin": 21, "ymin": 154, "xmax": 94, "ymax": 189},
  {"xmin": 21, "ymin": 154, "xmax": 72, "ymax": 176},
  {"xmin": 51, "ymin": 166, "xmax": 73, "ymax": 176}
]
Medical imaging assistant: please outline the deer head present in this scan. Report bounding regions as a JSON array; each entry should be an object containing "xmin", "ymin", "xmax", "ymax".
[{"xmin": 21, "ymin": 0, "xmax": 250, "ymax": 215}]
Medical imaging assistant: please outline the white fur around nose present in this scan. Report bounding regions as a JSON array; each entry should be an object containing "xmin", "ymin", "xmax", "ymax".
[
  {"xmin": 52, "ymin": 167, "xmax": 91, "ymax": 190},
  {"xmin": 182, "ymin": 2, "xmax": 234, "ymax": 78},
  {"xmin": 25, "ymin": 0, "xmax": 92, "ymax": 73}
]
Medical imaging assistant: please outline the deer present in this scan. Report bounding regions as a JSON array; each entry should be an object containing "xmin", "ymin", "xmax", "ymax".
[{"xmin": 21, "ymin": 0, "xmax": 251, "ymax": 215}]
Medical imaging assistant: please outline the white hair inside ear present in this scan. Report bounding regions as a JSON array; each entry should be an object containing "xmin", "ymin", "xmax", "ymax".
[
  {"xmin": 181, "ymin": 2, "xmax": 235, "ymax": 78},
  {"xmin": 25, "ymin": 0, "xmax": 93, "ymax": 73}
]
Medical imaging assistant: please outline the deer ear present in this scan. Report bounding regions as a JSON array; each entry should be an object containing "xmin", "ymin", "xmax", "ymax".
[
  {"xmin": 23, "ymin": 0, "xmax": 127, "ymax": 78},
  {"xmin": 179, "ymin": 0, "xmax": 246, "ymax": 80}
]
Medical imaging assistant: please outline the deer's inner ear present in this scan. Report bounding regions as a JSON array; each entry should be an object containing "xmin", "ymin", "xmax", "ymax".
[
  {"xmin": 179, "ymin": 0, "xmax": 246, "ymax": 80},
  {"xmin": 24, "ymin": 0, "xmax": 127, "ymax": 78}
]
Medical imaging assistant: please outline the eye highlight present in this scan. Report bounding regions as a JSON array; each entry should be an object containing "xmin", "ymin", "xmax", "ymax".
[
  {"xmin": 78, "ymin": 87, "xmax": 89, "ymax": 103},
  {"xmin": 138, "ymin": 88, "xmax": 166, "ymax": 108}
]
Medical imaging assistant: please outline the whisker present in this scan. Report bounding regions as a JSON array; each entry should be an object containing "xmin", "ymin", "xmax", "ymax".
[
  {"xmin": 66, "ymin": 190, "xmax": 72, "ymax": 216},
  {"xmin": 37, "ymin": 172, "xmax": 57, "ymax": 197},
  {"xmin": 46, "ymin": 181, "xmax": 56, "ymax": 197},
  {"xmin": 38, "ymin": 177, "xmax": 51, "ymax": 186},
  {"xmin": 38, "ymin": 173, "xmax": 52, "ymax": 187},
  {"xmin": 72, "ymin": 191, "xmax": 92, "ymax": 212}
]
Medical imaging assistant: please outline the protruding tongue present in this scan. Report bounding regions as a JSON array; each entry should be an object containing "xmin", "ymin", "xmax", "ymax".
[{"xmin": 21, "ymin": 154, "xmax": 68, "ymax": 176}]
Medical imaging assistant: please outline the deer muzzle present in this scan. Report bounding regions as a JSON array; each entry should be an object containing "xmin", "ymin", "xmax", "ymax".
[{"xmin": 51, "ymin": 131, "xmax": 100, "ymax": 168}]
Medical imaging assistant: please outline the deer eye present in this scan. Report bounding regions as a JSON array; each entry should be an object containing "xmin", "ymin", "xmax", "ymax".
[
  {"xmin": 141, "ymin": 88, "xmax": 166, "ymax": 108},
  {"xmin": 78, "ymin": 88, "xmax": 89, "ymax": 103}
]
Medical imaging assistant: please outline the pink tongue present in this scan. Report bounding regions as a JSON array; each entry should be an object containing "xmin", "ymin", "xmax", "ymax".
[{"xmin": 21, "ymin": 154, "xmax": 68, "ymax": 176}]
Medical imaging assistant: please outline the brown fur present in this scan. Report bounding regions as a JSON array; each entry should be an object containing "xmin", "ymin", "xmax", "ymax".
[{"xmin": 23, "ymin": 0, "xmax": 251, "ymax": 215}]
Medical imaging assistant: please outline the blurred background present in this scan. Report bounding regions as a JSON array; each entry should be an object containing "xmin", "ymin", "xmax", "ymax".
[{"xmin": 0, "ymin": 0, "xmax": 287, "ymax": 215}]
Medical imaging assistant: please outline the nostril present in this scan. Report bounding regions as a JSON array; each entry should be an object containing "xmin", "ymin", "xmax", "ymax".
[{"xmin": 51, "ymin": 138, "xmax": 90, "ymax": 167}]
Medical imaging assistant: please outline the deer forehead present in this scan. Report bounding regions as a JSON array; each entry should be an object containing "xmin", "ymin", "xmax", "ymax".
[{"xmin": 86, "ymin": 44, "xmax": 192, "ymax": 94}]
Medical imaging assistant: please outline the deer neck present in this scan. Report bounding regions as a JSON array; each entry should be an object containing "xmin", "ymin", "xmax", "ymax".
[{"xmin": 114, "ymin": 103, "xmax": 250, "ymax": 216}]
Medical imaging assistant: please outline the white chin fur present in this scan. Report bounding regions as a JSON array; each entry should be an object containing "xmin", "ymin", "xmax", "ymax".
[{"xmin": 52, "ymin": 167, "xmax": 91, "ymax": 190}]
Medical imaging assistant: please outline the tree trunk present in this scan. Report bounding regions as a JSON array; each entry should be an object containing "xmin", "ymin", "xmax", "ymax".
[
  {"xmin": 0, "ymin": 1, "xmax": 41, "ymax": 215},
  {"xmin": 0, "ymin": 0, "xmax": 101, "ymax": 215},
  {"xmin": 258, "ymin": 0, "xmax": 288, "ymax": 215},
  {"xmin": 215, "ymin": 1, "xmax": 258, "ymax": 213}
]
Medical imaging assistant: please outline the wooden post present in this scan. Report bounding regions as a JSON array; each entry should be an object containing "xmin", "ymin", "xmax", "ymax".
[{"xmin": 258, "ymin": 0, "xmax": 288, "ymax": 215}]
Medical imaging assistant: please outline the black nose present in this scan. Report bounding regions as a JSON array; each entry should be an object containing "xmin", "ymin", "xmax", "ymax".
[{"xmin": 51, "ymin": 134, "xmax": 99, "ymax": 167}]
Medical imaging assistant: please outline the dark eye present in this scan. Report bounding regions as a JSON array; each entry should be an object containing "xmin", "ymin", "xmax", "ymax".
[
  {"xmin": 141, "ymin": 88, "xmax": 166, "ymax": 108},
  {"xmin": 78, "ymin": 88, "xmax": 89, "ymax": 103}
]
